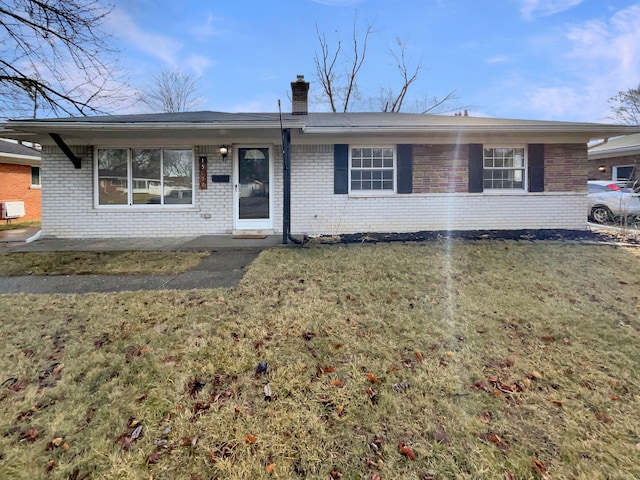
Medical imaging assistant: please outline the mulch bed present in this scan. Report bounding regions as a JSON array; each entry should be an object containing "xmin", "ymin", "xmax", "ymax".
[{"xmin": 310, "ymin": 229, "xmax": 640, "ymax": 245}]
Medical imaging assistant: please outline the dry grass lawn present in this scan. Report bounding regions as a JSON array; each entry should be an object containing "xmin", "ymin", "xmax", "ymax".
[
  {"xmin": 1, "ymin": 242, "xmax": 639, "ymax": 479},
  {"xmin": 0, "ymin": 251, "xmax": 209, "ymax": 276}
]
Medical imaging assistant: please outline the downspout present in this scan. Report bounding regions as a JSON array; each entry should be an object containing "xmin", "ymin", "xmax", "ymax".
[{"xmin": 279, "ymin": 100, "xmax": 303, "ymax": 245}]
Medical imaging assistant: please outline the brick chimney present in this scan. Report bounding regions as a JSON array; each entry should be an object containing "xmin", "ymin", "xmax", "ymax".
[{"xmin": 291, "ymin": 75, "xmax": 310, "ymax": 115}]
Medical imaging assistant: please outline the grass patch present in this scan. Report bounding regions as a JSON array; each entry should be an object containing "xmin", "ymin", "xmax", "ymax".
[
  {"xmin": 0, "ymin": 242, "xmax": 639, "ymax": 479},
  {"xmin": 0, "ymin": 251, "xmax": 209, "ymax": 276},
  {"xmin": 0, "ymin": 221, "xmax": 40, "ymax": 232}
]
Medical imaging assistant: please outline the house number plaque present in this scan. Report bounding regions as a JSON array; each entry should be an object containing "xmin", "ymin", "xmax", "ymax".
[{"xmin": 199, "ymin": 156, "xmax": 207, "ymax": 189}]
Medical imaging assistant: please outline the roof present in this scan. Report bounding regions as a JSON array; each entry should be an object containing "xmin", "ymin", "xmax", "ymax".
[
  {"xmin": 0, "ymin": 138, "xmax": 41, "ymax": 166},
  {"xmin": 588, "ymin": 133, "xmax": 640, "ymax": 159},
  {"xmin": 2, "ymin": 111, "xmax": 639, "ymax": 144}
]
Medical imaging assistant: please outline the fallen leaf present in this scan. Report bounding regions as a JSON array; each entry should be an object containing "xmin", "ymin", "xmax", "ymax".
[
  {"xmin": 330, "ymin": 470, "xmax": 343, "ymax": 478},
  {"xmin": 434, "ymin": 425, "xmax": 449, "ymax": 444},
  {"xmin": 540, "ymin": 336, "xmax": 556, "ymax": 343},
  {"xmin": 532, "ymin": 457, "xmax": 550, "ymax": 479},
  {"xmin": 475, "ymin": 326, "xmax": 485, "ymax": 333},
  {"xmin": 595, "ymin": 412, "xmax": 613, "ymax": 424},
  {"xmin": 367, "ymin": 372, "xmax": 381, "ymax": 384},
  {"xmin": 246, "ymin": 434, "xmax": 257, "ymax": 444},
  {"xmin": 530, "ymin": 371, "xmax": 543, "ymax": 379},
  {"xmin": 505, "ymin": 472, "xmax": 515, "ymax": 480},
  {"xmin": 367, "ymin": 387, "xmax": 378, "ymax": 404},
  {"xmin": 415, "ymin": 350, "xmax": 424, "ymax": 361},
  {"xmin": 523, "ymin": 378, "xmax": 532, "ymax": 389},
  {"xmin": 551, "ymin": 400, "xmax": 564, "ymax": 407},
  {"xmin": 146, "ymin": 451, "xmax": 163, "ymax": 465},
  {"xmin": 398, "ymin": 442, "xmax": 415, "ymax": 460},
  {"xmin": 336, "ymin": 405, "xmax": 345, "ymax": 417},
  {"xmin": 609, "ymin": 394, "xmax": 619, "ymax": 401},
  {"xmin": 266, "ymin": 463, "xmax": 276, "ymax": 474},
  {"xmin": 479, "ymin": 411, "xmax": 492, "ymax": 423},
  {"xmin": 490, "ymin": 434, "xmax": 501, "ymax": 444},
  {"xmin": 19, "ymin": 428, "xmax": 39, "ymax": 442},
  {"xmin": 331, "ymin": 379, "xmax": 345, "ymax": 388}
]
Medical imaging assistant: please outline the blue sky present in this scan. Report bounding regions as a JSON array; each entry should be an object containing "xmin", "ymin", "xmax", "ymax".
[{"xmin": 106, "ymin": 0, "xmax": 640, "ymax": 122}]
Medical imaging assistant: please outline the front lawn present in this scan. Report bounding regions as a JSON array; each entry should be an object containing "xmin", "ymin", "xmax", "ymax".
[{"xmin": 1, "ymin": 242, "xmax": 639, "ymax": 479}]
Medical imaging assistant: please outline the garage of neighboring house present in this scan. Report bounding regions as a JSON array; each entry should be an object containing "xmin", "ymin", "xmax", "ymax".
[{"xmin": 588, "ymin": 133, "xmax": 639, "ymax": 190}]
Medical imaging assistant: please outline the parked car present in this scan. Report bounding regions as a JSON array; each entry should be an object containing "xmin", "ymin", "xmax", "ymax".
[{"xmin": 588, "ymin": 181, "xmax": 640, "ymax": 226}]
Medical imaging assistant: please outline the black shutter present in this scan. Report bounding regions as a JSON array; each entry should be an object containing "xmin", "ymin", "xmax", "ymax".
[
  {"xmin": 528, "ymin": 144, "xmax": 544, "ymax": 192},
  {"xmin": 334, "ymin": 144, "xmax": 349, "ymax": 194},
  {"xmin": 396, "ymin": 144, "xmax": 413, "ymax": 194},
  {"xmin": 468, "ymin": 144, "xmax": 484, "ymax": 193}
]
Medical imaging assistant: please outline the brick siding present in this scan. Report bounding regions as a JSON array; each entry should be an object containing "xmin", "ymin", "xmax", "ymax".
[
  {"xmin": 290, "ymin": 145, "xmax": 587, "ymax": 236},
  {"xmin": 545, "ymin": 144, "xmax": 588, "ymax": 192},
  {"xmin": 0, "ymin": 162, "xmax": 41, "ymax": 221},
  {"xmin": 413, "ymin": 144, "xmax": 468, "ymax": 193},
  {"xmin": 40, "ymin": 142, "xmax": 589, "ymax": 238}
]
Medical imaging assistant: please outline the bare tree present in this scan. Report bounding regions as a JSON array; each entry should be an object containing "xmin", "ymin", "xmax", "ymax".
[
  {"xmin": 313, "ymin": 19, "xmax": 457, "ymax": 113},
  {"xmin": 0, "ymin": 0, "xmax": 128, "ymax": 119},
  {"xmin": 313, "ymin": 17, "xmax": 371, "ymax": 112},
  {"xmin": 138, "ymin": 69, "xmax": 202, "ymax": 113},
  {"xmin": 608, "ymin": 85, "xmax": 640, "ymax": 125}
]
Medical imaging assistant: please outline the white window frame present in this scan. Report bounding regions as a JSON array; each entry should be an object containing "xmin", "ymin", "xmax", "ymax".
[
  {"xmin": 482, "ymin": 145, "xmax": 527, "ymax": 192},
  {"xmin": 613, "ymin": 165, "xmax": 634, "ymax": 183},
  {"xmin": 348, "ymin": 145, "xmax": 397, "ymax": 195},
  {"xmin": 30, "ymin": 166, "xmax": 41, "ymax": 189},
  {"xmin": 94, "ymin": 147, "xmax": 195, "ymax": 208}
]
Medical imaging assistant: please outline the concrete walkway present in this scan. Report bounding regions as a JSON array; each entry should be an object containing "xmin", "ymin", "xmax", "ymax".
[{"xmin": 0, "ymin": 233, "xmax": 286, "ymax": 294}]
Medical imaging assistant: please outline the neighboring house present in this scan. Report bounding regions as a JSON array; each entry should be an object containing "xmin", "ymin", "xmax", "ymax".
[
  {"xmin": 0, "ymin": 138, "xmax": 41, "ymax": 222},
  {"xmin": 588, "ymin": 133, "xmax": 639, "ymax": 189},
  {"xmin": 1, "ymin": 76, "xmax": 639, "ymax": 240}
]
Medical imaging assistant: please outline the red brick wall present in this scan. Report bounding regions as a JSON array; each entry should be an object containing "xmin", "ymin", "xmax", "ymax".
[
  {"xmin": 0, "ymin": 162, "xmax": 41, "ymax": 221},
  {"xmin": 545, "ymin": 144, "xmax": 588, "ymax": 192},
  {"xmin": 412, "ymin": 143, "xmax": 588, "ymax": 194},
  {"xmin": 413, "ymin": 144, "xmax": 469, "ymax": 193}
]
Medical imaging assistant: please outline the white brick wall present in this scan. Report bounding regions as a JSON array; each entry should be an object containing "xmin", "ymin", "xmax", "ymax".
[{"xmin": 41, "ymin": 143, "xmax": 588, "ymax": 238}]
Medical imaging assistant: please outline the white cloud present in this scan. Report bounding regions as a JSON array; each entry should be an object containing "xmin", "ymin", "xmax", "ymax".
[
  {"xmin": 190, "ymin": 13, "xmax": 221, "ymax": 38},
  {"xmin": 486, "ymin": 55, "xmax": 515, "ymax": 64},
  {"xmin": 490, "ymin": 4, "xmax": 640, "ymax": 121},
  {"xmin": 106, "ymin": 9, "xmax": 183, "ymax": 66},
  {"xmin": 184, "ymin": 54, "xmax": 216, "ymax": 77},
  {"xmin": 519, "ymin": 0, "xmax": 584, "ymax": 20}
]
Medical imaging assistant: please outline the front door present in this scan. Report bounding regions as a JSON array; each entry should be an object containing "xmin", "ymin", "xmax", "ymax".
[{"xmin": 234, "ymin": 147, "xmax": 273, "ymax": 231}]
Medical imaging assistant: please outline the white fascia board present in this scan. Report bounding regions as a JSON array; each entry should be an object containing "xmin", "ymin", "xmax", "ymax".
[
  {"xmin": 0, "ymin": 153, "xmax": 41, "ymax": 166},
  {"xmin": 301, "ymin": 124, "xmax": 640, "ymax": 141},
  {"xmin": 588, "ymin": 145, "xmax": 640, "ymax": 159}
]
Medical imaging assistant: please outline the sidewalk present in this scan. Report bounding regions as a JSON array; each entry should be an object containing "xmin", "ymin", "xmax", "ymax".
[{"xmin": 0, "ymin": 233, "xmax": 286, "ymax": 294}]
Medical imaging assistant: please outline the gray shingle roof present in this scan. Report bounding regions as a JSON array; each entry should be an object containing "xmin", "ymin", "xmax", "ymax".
[{"xmin": 0, "ymin": 138, "xmax": 40, "ymax": 158}]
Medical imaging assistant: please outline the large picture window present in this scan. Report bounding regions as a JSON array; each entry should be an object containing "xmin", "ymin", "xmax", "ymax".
[
  {"xmin": 350, "ymin": 147, "xmax": 395, "ymax": 192},
  {"xmin": 483, "ymin": 147, "xmax": 526, "ymax": 190},
  {"xmin": 96, "ymin": 148, "xmax": 193, "ymax": 206}
]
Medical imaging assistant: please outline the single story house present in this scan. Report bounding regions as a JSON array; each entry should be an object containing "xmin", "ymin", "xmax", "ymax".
[
  {"xmin": 1, "ymin": 76, "xmax": 639, "ymax": 240},
  {"xmin": 588, "ymin": 133, "xmax": 639, "ymax": 189},
  {"xmin": 0, "ymin": 139, "xmax": 41, "ymax": 222}
]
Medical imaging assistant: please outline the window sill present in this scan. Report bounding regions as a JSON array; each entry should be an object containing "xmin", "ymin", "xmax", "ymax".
[
  {"xmin": 348, "ymin": 191, "xmax": 396, "ymax": 198},
  {"xmin": 30, "ymin": 185, "xmax": 41, "ymax": 190},
  {"xmin": 94, "ymin": 205, "xmax": 197, "ymax": 211},
  {"xmin": 481, "ymin": 189, "xmax": 528, "ymax": 195}
]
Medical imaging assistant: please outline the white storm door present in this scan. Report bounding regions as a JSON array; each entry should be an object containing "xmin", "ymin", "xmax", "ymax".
[{"xmin": 234, "ymin": 146, "xmax": 273, "ymax": 230}]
